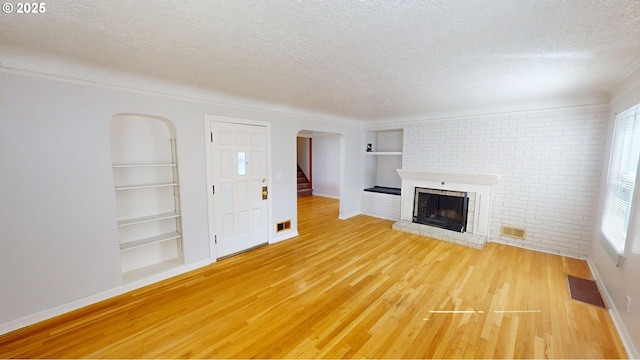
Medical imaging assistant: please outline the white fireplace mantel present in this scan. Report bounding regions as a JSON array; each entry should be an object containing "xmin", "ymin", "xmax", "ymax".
[
  {"xmin": 396, "ymin": 169, "xmax": 500, "ymax": 186},
  {"xmin": 396, "ymin": 169, "xmax": 500, "ymax": 238}
]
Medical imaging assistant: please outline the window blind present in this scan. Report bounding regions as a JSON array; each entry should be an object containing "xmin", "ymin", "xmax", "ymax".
[{"xmin": 600, "ymin": 104, "xmax": 640, "ymax": 266}]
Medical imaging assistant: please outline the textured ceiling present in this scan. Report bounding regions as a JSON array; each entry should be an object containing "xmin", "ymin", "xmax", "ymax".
[{"xmin": 2, "ymin": 0, "xmax": 640, "ymax": 122}]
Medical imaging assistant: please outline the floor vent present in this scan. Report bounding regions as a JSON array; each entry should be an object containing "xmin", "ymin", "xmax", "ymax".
[
  {"xmin": 567, "ymin": 275, "xmax": 606, "ymax": 308},
  {"xmin": 501, "ymin": 225, "xmax": 526, "ymax": 240},
  {"xmin": 276, "ymin": 220, "xmax": 291, "ymax": 232}
]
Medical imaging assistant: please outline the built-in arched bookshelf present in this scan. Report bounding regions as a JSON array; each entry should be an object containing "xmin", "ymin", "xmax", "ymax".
[{"xmin": 109, "ymin": 114, "xmax": 184, "ymax": 282}]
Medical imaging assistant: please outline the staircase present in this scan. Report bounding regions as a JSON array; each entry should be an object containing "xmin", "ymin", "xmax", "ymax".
[{"xmin": 297, "ymin": 165, "xmax": 313, "ymax": 197}]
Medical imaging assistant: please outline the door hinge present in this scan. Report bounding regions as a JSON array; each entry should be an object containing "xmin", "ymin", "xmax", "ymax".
[
  {"xmin": 215, "ymin": 235, "xmax": 217, "ymax": 244},
  {"xmin": 210, "ymin": 132, "xmax": 213, "ymax": 143},
  {"xmin": 212, "ymin": 185, "xmax": 215, "ymax": 195}
]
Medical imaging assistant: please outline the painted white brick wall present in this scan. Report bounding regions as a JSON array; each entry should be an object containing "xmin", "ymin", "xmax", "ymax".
[
  {"xmin": 361, "ymin": 191, "xmax": 401, "ymax": 221},
  {"xmin": 398, "ymin": 105, "xmax": 608, "ymax": 258}
]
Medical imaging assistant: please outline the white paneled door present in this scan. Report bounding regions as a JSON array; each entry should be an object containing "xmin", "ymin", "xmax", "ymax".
[{"xmin": 211, "ymin": 121, "xmax": 269, "ymax": 259}]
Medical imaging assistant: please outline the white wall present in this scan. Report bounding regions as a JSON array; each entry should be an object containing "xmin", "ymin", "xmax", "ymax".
[
  {"xmin": 590, "ymin": 84, "xmax": 640, "ymax": 358},
  {"xmin": 296, "ymin": 136, "xmax": 311, "ymax": 178},
  {"xmin": 375, "ymin": 105, "xmax": 609, "ymax": 258},
  {"xmin": 311, "ymin": 133, "xmax": 341, "ymax": 199},
  {"xmin": 0, "ymin": 71, "xmax": 362, "ymax": 331}
]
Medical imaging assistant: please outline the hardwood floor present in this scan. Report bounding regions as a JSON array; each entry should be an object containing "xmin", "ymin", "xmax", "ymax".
[{"xmin": 0, "ymin": 196, "xmax": 627, "ymax": 358}]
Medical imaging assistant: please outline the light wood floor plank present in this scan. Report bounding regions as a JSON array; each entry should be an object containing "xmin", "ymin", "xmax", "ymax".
[{"xmin": 0, "ymin": 196, "xmax": 628, "ymax": 358}]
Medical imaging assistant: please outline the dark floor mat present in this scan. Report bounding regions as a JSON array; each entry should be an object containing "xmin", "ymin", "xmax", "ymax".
[{"xmin": 567, "ymin": 275, "xmax": 606, "ymax": 308}]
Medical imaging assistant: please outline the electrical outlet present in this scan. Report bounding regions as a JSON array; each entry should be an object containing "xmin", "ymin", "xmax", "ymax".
[{"xmin": 626, "ymin": 295, "xmax": 632, "ymax": 312}]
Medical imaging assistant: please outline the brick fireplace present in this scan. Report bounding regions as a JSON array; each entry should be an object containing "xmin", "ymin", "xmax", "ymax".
[{"xmin": 392, "ymin": 169, "xmax": 499, "ymax": 249}]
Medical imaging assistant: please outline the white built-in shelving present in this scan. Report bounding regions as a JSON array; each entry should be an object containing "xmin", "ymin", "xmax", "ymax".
[
  {"xmin": 364, "ymin": 129, "xmax": 404, "ymax": 190},
  {"xmin": 365, "ymin": 151, "xmax": 403, "ymax": 156},
  {"xmin": 119, "ymin": 231, "xmax": 182, "ymax": 251},
  {"xmin": 114, "ymin": 182, "xmax": 180, "ymax": 191},
  {"xmin": 117, "ymin": 211, "xmax": 181, "ymax": 227},
  {"xmin": 110, "ymin": 115, "xmax": 184, "ymax": 283}
]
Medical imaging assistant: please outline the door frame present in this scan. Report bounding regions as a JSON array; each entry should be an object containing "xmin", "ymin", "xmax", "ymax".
[{"xmin": 204, "ymin": 114, "xmax": 273, "ymax": 262}]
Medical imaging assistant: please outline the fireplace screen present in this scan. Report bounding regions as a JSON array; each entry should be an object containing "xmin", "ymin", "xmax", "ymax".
[{"xmin": 413, "ymin": 187, "xmax": 468, "ymax": 232}]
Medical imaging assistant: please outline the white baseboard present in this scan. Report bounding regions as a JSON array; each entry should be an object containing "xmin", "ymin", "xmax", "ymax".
[
  {"xmin": 339, "ymin": 211, "xmax": 361, "ymax": 220},
  {"xmin": 0, "ymin": 259, "xmax": 211, "ymax": 336},
  {"xmin": 587, "ymin": 258, "xmax": 639, "ymax": 359},
  {"xmin": 488, "ymin": 238, "xmax": 588, "ymax": 260},
  {"xmin": 312, "ymin": 193, "xmax": 340, "ymax": 200},
  {"xmin": 271, "ymin": 231, "xmax": 299, "ymax": 244}
]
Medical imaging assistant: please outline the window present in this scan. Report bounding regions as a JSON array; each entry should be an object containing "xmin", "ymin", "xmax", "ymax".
[
  {"xmin": 600, "ymin": 104, "xmax": 640, "ymax": 266},
  {"xmin": 238, "ymin": 152, "xmax": 246, "ymax": 175}
]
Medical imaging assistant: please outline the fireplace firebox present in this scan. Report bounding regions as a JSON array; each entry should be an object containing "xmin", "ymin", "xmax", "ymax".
[{"xmin": 413, "ymin": 187, "xmax": 468, "ymax": 232}]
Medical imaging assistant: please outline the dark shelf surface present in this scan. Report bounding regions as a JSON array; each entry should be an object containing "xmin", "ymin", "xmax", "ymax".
[{"xmin": 364, "ymin": 186, "xmax": 401, "ymax": 196}]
